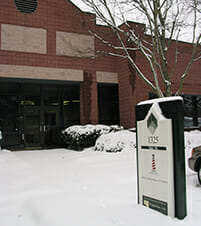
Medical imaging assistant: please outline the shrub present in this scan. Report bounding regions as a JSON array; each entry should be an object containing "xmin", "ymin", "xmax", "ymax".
[
  {"xmin": 94, "ymin": 130, "xmax": 136, "ymax": 152},
  {"xmin": 62, "ymin": 124, "xmax": 123, "ymax": 150}
]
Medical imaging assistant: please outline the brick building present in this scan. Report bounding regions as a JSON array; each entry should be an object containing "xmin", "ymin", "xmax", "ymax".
[{"xmin": 0, "ymin": 0, "xmax": 200, "ymax": 149}]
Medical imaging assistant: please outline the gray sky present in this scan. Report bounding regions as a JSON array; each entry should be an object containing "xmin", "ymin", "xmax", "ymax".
[{"xmin": 71, "ymin": 0, "xmax": 201, "ymax": 43}]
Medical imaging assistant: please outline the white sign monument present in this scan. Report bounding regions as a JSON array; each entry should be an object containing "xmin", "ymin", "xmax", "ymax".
[{"xmin": 136, "ymin": 97, "xmax": 186, "ymax": 219}]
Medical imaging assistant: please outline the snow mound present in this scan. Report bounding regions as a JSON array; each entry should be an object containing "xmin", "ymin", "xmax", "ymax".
[{"xmin": 94, "ymin": 130, "xmax": 136, "ymax": 152}]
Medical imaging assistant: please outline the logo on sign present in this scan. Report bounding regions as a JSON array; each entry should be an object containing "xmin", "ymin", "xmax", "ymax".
[
  {"xmin": 152, "ymin": 154, "xmax": 156, "ymax": 172},
  {"xmin": 150, "ymin": 154, "xmax": 158, "ymax": 175},
  {"xmin": 147, "ymin": 113, "xmax": 158, "ymax": 134}
]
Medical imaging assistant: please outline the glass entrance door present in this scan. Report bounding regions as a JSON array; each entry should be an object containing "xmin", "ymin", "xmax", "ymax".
[
  {"xmin": 0, "ymin": 95, "xmax": 21, "ymax": 148},
  {"xmin": 24, "ymin": 106, "xmax": 40, "ymax": 147},
  {"xmin": 0, "ymin": 82, "xmax": 80, "ymax": 149},
  {"xmin": 24, "ymin": 106, "xmax": 60, "ymax": 147},
  {"xmin": 43, "ymin": 107, "xmax": 60, "ymax": 145},
  {"xmin": 23, "ymin": 86, "xmax": 61, "ymax": 147}
]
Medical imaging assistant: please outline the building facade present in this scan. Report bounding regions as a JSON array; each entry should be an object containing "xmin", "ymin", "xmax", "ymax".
[{"xmin": 0, "ymin": 0, "xmax": 200, "ymax": 149}]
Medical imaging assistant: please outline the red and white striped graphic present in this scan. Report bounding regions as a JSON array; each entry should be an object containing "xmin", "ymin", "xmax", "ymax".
[{"xmin": 152, "ymin": 154, "xmax": 156, "ymax": 172}]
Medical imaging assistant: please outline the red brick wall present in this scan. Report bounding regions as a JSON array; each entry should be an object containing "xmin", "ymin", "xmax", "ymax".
[
  {"xmin": 80, "ymin": 71, "xmax": 98, "ymax": 124},
  {"xmin": 168, "ymin": 42, "xmax": 201, "ymax": 95},
  {"xmin": 0, "ymin": 0, "xmax": 200, "ymax": 128},
  {"xmin": 0, "ymin": 0, "xmax": 114, "ymax": 125},
  {"xmin": 116, "ymin": 35, "xmax": 201, "ymax": 127},
  {"xmin": 134, "ymin": 39, "xmax": 201, "ymax": 98},
  {"xmin": 0, "ymin": 0, "xmax": 118, "ymax": 71}
]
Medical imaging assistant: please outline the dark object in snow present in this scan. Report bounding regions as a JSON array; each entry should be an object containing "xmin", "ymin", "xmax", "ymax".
[
  {"xmin": 61, "ymin": 124, "xmax": 123, "ymax": 150},
  {"xmin": 188, "ymin": 145, "xmax": 201, "ymax": 185}
]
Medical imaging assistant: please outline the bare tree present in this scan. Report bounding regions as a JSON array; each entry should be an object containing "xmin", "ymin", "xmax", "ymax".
[{"xmin": 75, "ymin": 0, "xmax": 201, "ymax": 97}]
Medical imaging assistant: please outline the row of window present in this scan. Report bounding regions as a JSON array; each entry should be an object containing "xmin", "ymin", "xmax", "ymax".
[
  {"xmin": 0, "ymin": 82, "xmax": 119, "ymax": 148},
  {"xmin": 182, "ymin": 95, "xmax": 201, "ymax": 128},
  {"xmin": 149, "ymin": 93, "xmax": 201, "ymax": 128}
]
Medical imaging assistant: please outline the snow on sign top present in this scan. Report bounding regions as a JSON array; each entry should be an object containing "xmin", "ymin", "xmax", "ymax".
[{"xmin": 137, "ymin": 96, "xmax": 183, "ymax": 106}]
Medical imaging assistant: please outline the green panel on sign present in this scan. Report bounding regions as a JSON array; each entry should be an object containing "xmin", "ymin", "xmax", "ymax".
[{"xmin": 143, "ymin": 195, "xmax": 168, "ymax": 215}]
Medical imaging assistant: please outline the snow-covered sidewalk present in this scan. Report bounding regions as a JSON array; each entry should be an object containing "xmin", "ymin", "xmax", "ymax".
[{"xmin": 0, "ymin": 130, "xmax": 200, "ymax": 226}]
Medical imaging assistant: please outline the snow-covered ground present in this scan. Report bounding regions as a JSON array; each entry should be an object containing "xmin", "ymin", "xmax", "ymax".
[{"xmin": 0, "ymin": 130, "xmax": 200, "ymax": 226}]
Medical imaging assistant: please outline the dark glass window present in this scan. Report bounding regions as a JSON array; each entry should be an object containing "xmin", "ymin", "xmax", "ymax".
[
  {"xmin": 0, "ymin": 81, "xmax": 81, "ymax": 148},
  {"xmin": 182, "ymin": 95, "xmax": 201, "ymax": 128},
  {"xmin": 14, "ymin": 0, "xmax": 38, "ymax": 14},
  {"xmin": 98, "ymin": 84, "xmax": 119, "ymax": 125},
  {"xmin": 23, "ymin": 84, "xmax": 40, "ymax": 96},
  {"xmin": 21, "ymin": 96, "xmax": 41, "ymax": 106},
  {"xmin": 24, "ymin": 107, "xmax": 40, "ymax": 145},
  {"xmin": 63, "ymin": 85, "xmax": 80, "ymax": 127},
  {"xmin": 43, "ymin": 86, "xmax": 59, "ymax": 106},
  {"xmin": 0, "ymin": 96, "xmax": 21, "ymax": 147},
  {"xmin": 0, "ymin": 83, "xmax": 20, "ymax": 95},
  {"xmin": 149, "ymin": 93, "xmax": 201, "ymax": 128}
]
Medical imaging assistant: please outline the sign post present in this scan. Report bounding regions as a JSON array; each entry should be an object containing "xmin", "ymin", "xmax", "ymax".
[
  {"xmin": 135, "ymin": 97, "xmax": 186, "ymax": 219},
  {"xmin": 0, "ymin": 130, "xmax": 2, "ymax": 150}
]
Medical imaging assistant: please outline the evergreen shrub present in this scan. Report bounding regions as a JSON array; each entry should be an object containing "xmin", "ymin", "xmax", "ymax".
[{"xmin": 62, "ymin": 124, "xmax": 123, "ymax": 150}]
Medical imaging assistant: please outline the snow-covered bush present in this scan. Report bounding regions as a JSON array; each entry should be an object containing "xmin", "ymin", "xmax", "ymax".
[
  {"xmin": 62, "ymin": 124, "xmax": 123, "ymax": 150},
  {"xmin": 94, "ymin": 130, "xmax": 136, "ymax": 152}
]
